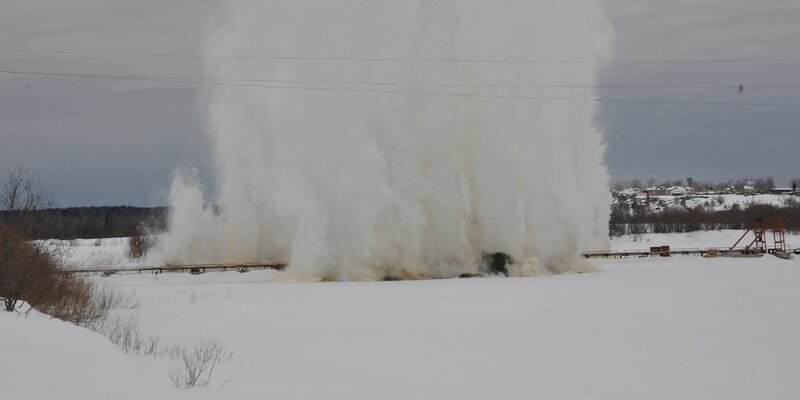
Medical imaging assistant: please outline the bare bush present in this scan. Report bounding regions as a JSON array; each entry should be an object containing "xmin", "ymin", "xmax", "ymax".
[
  {"xmin": 103, "ymin": 315, "xmax": 145, "ymax": 354},
  {"xmin": 0, "ymin": 224, "xmax": 95, "ymax": 318},
  {"xmin": 167, "ymin": 337, "xmax": 234, "ymax": 389},
  {"xmin": 1, "ymin": 225, "xmax": 57, "ymax": 311},
  {"xmin": 35, "ymin": 279, "xmax": 137, "ymax": 327},
  {"xmin": 93, "ymin": 314, "xmax": 240, "ymax": 389},
  {"xmin": 1, "ymin": 168, "xmax": 139, "ymax": 326},
  {"xmin": 1, "ymin": 167, "xmax": 61, "ymax": 312},
  {"xmin": 0, "ymin": 166, "xmax": 56, "ymax": 238},
  {"xmin": 143, "ymin": 335, "xmax": 162, "ymax": 357},
  {"xmin": 98, "ymin": 315, "xmax": 164, "ymax": 356},
  {"xmin": 39, "ymin": 279, "xmax": 108, "ymax": 326},
  {"xmin": 1, "ymin": 222, "xmax": 129, "ymax": 324}
]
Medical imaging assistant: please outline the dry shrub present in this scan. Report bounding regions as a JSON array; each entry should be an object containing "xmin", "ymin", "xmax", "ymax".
[
  {"xmin": 94, "ymin": 314, "xmax": 239, "ymax": 389},
  {"xmin": 1, "ymin": 223, "xmax": 63, "ymax": 312},
  {"xmin": 36, "ymin": 278, "xmax": 100, "ymax": 325},
  {"xmin": 167, "ymin": 337, "xmax": 234, "ymax": 389},
  {"xmin": 99, "ymin": 315, "xmax": 160, "ymax": 355},
  {"xmin": 2, "ymin": 168, "xmax": 137, "ymax": 326},
  {"xmin": 37, "ymin": 280, "xmax": 138, "ymax": 327},
  {"xmin": 1, "ymin": 223, "xmax": 135, "ymax": 326}
]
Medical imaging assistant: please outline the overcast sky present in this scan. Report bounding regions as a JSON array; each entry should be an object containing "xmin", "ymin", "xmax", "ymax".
[{"xmin": 1, "ymin": 0, "xmax": 799, "ymax": 206}]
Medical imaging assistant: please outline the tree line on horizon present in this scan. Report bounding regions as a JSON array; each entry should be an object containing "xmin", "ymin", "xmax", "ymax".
[
  {"xmin": 3, "ymin": 168, "xmax": 799, "ymax": 241},
  {"xmin": 610, "ymin": 203, "xmax": 800, "ymax": 236},
  {"xmin": 0, "ymin": 206, "xmax": 167, "ymax": 240}
]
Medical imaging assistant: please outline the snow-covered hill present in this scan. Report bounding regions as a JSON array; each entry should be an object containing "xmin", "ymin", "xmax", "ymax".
[{"xmin": 614, "ymin": 190, "xmax": 798, "ymax": 213}]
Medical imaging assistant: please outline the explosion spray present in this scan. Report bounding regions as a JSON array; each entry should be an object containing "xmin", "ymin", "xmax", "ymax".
[{"xmin": 150, "ymin": 1, "xmax": 613, "ymax": 280}]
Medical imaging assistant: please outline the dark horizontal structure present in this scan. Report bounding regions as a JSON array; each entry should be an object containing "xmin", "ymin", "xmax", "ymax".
[
  {"xmin": 62, "ymin": 247, "xmax": 799, "ymax": 276},
  {"xmin": 63, "ymin": 262, "xmax": 287, "ymax": 276},
  {"xmin": 581, "ymin": 248, "xmax": 799, "ymax": 259}
]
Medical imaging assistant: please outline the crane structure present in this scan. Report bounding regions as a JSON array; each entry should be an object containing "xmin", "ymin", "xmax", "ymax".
[{"xmin": 729, "ymin": 216, "xmax": 788, "ymax": 255}]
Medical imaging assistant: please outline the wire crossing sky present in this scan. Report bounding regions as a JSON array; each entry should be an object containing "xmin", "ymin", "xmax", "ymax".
[
  {"xmin": 3, "ymin": 69, "xmax": 800, "ymax": 94},
  {"xmin": 3, "ymin": 47, "xmax": 800, "ymax": 63},
  {"xmin": 0, "ymin": 0, "xmax": 799, "ymax": 206},
  {"xmin": 2, "ymin": 69, "xmax": 799, "ymax": 107}
]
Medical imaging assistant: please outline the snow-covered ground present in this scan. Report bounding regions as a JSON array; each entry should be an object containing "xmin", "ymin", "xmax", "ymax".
[
  {"xmin": 6, "ymin": 232, "xmax": 800, "ymax": 399},
  {"xmin": 611, "ymin": 229, "xmax": 800, "ymax": 251},
  {"xmin": 39, "ymin": 237, "xmax": 145, "ymax": 269},
  {"xmin": 1, "ymin": 308, "xmax": 186, "ymax": 400},
  {"xmin": 615, "ymin": 192, "xmax": 798, "ymax": 213}
]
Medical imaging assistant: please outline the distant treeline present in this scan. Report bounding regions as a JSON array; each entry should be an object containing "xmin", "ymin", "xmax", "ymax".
[
  {"xmin": 0, "ymin": 206, "xmax": 168, "ymax": 240},
  {"xmin": 4, "ymin": 203, "xmax": 800, "ymax": 240},
  {"xmin": 610, "ymin": 204, "xmax": 800, "ymax": 236}
]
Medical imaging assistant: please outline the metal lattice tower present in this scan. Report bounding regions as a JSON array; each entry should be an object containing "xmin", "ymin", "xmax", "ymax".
[
  {"xmin": 730, "ymin": 217, "xmax": 768, "ymax": 254},
  {"xmin": 772, "ymin": 216, "xmax": 787, "ymax": 253}
]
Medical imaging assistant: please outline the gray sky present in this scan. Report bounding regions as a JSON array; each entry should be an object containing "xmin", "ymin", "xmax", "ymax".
[
  {"xmin": 1, "ymin": 0, "xmax": 799, "ymax": 206},
  {"xmin": 602, "ymin": 0, "xmax": 800, "ymax": 187}
]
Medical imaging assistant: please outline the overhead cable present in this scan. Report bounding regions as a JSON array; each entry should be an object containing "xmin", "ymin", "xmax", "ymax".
[{"xmin": 2, "ymin": 69, "xmax": 799, "ymax": 108}]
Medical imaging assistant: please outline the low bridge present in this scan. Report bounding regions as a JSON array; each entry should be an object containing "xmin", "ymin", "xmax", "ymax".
[
  {"xmin": 63, "ymin": 262, "xmax": 287, "ymax": 276},
  {"xmin": 62, "ymin": 248, "xmax": 798, "ymax": 276}
]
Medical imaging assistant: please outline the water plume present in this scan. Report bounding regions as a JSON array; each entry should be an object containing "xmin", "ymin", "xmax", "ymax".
[{"xmin": 150, "ymin": 1, "xmax": 613, "ymax": 280}]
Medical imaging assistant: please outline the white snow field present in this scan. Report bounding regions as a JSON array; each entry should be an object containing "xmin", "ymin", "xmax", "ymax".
[
  {"xmin": 6, "ymin": 232, "xmax": 799, "ymax": 399},
  {"xmin": 611, "ymin": 229, "xmax": 800, "ymax": 251},
  {"xmin": 0, "ymin": 308, "xmax": 187, "ymax": 400},
  {"xmin": 38, "ymin": 237, "xmax": 145, "ymax": 269}
]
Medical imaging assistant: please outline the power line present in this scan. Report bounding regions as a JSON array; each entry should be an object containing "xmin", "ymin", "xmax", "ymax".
[
  {"xmin": 3, "ymin": 69, "xmax": 800, "ymax": 91},
  {"xmin": 9, "ymin": 70, "xmax": 795, "ymax": 90},
  {"xmin": 2, "ymin": 69, "xmax": 799, "ymax": 108},
  {"xmin": 2, "ymin": 48, "xmax": 799, "ymax": 64}
]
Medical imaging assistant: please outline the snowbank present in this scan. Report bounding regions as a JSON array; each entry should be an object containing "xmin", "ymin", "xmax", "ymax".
[{"xmin": 0, "ymin": 310, "xmax": 178, "ymax": 400}]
